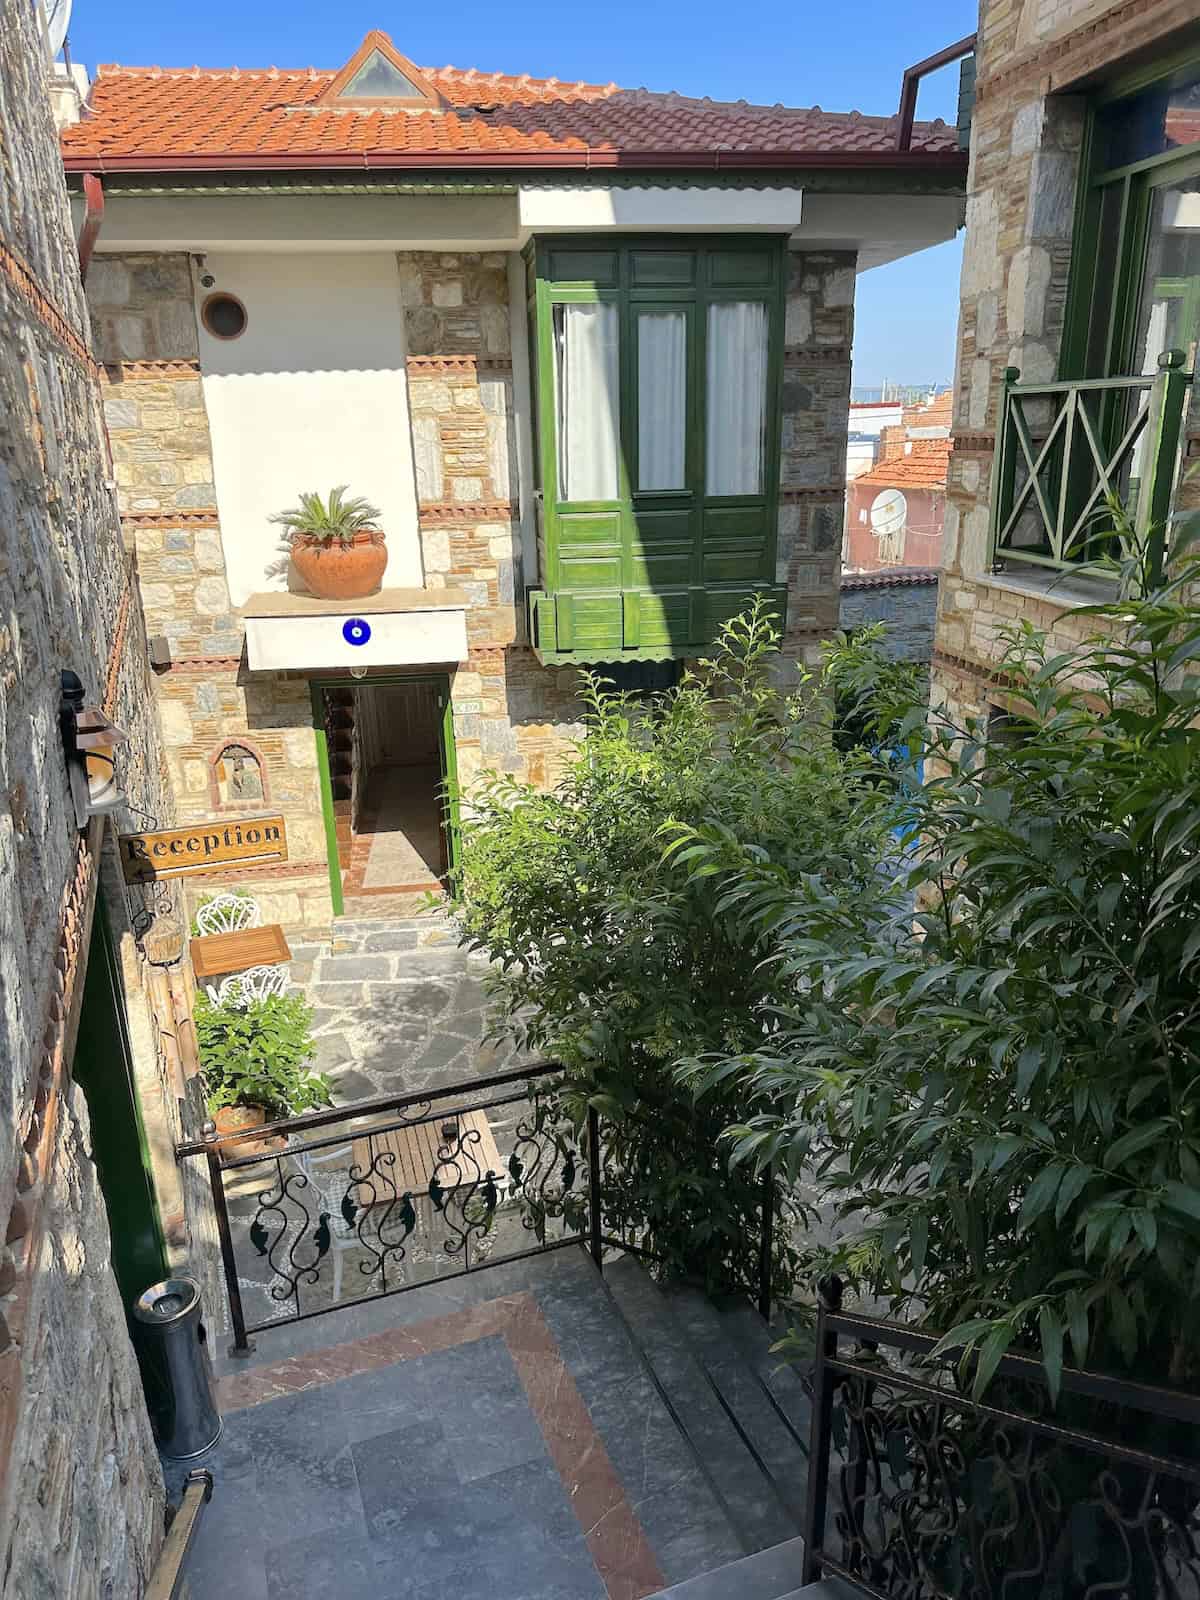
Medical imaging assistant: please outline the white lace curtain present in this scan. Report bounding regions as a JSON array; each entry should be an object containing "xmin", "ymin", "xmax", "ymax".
[
  {"xmin": 554, "ymin": 302, "xmax": 620, "ymax": 501},
  {"xmin": 554, "ymin": 296, "xmax": 768, "ymax": 501},
  {"xmin": 637, "ymin": 311, "xmax": 687, "ymax": 491},
  {"xmin": 705, "ymin": 301, "xmax": 768, "ymax": 496}
]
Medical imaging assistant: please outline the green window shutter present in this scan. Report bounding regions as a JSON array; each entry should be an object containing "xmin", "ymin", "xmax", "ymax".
[{"xmin": 956, "ymin": 53, "xmax": 976, "ymax": 153}]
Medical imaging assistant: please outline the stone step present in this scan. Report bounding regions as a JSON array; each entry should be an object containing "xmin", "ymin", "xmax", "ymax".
[
  {"xmin": 658, "ymin": 1285, "xmax": 811, "ymax": 1512},
  {"xmin": 645, "ymin": 1538, "xmax": 805, "ymax": 1600},
  {"xmin": 604, "ymin": 1257, "xmax": 800, "ymax": 1556},
  {"xmin": 715, "ymin": 1297, "xmax": 814, "ymax": 1450}
]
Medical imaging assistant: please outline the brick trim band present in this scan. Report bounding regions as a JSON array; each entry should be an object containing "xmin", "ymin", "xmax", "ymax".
[
  {"xmin": 784, "ymin": 346, "xmax": 852, "ymax": 365},
  {"xmin": 418, "ymin": 500, "xmax": 513, "ymax": 523},
  {"xmin": 780, "ymin": 485, "xmax": 843, "ymax": 501},
  {"xmin": 179, "ymin": 859, "xmax": 329, "ymax": 881},
  {"xmin": 951, "ymin": 432, "xmax": 995, "ymax": 454},
  {"xmin": 163, "ymin": 655, "xmax": 243, "ymax": 672},
  {"xmin": 101, "ymin": 359, "xmax": 202, "ymax": 382},
  {"xmin": 0, "ymin": 242, "xmax": 99, "ymax": 377},
  {"xmin": 121, "ymin": 510, "xmax": 221, "ymax": 526},
  {"xmin": 974, "ymin": 0, "xmax": 1197, "ymax": 105},
  {"xmin": 406, "ymin": 355, "xmax": 513, "ymax": 374}
]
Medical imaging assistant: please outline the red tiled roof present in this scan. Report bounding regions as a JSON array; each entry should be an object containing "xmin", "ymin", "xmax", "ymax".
[
  {"xmin": 840, "ymin": 567, "xmax": 940, "ymax": 590},
  {"xmin": 854, "ymin": 437, "xmax": 951, "ymax": 489},
  {"xmin": 60, "ymin": 33, "xmax": 965, "ymax": 173}
]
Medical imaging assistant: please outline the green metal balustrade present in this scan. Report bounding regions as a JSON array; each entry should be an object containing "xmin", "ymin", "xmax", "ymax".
[{"xmin": 990, "ymin": 349, "xmax": 1192, "ymax": 586}]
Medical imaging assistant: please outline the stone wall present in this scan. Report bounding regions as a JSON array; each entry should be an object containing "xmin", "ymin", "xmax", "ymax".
[
  {"xmin": 0, "ymin": 2, "xmax": 170, "ymax": 1589},
  {"xmin": 839, "ymin": 573, "xmax": 940, "ymax": 663},
  {"xmin": 776, "ymin": 251, "xmax": 856, "ymax": 663},
  {"xmin": 87, "ymin": 254, "xmax": 336, "ymax": 929},
  {"xmin": 933, "ymin": 0, "xmax": 1199, "ymax": 726}
]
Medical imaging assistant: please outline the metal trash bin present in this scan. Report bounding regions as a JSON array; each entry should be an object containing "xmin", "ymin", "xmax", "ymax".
[{"xmin": 132, "ymin": 1277, "xmax": 222, "ymax": 1460}]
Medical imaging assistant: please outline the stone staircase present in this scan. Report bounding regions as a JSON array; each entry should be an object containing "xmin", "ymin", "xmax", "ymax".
[{"xmin": 596, "ymin": 1256, "xmax": 828, "ymax": 1600}]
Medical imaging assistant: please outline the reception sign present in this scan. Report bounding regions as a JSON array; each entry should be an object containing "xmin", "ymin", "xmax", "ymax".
[{"xmin": 118, "ymin": 814, "xmax": 288, "ymax": 883}]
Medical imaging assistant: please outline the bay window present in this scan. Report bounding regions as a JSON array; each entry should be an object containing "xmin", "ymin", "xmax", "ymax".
[{"xmin": 526, "ymin": 237, "xmax": 787, "ymax": 665}]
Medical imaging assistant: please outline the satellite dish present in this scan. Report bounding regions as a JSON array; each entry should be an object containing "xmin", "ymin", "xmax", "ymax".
[
  {"xmin": 869, "ymin": 489, "xmax": 907, "ymax": 541},
  {"xmin": 45, "ymin": 0, "xmax": 73, "ymax": 58}
]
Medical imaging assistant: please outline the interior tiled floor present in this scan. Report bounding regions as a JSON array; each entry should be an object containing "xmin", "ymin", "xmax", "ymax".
[
  {"xmin": 174, "ymin": 1250, "xmax": 746, "ymax": 1600},
  {"xmin": 343, "ymin": 764, "xmax": 445, "ymax": 898}
]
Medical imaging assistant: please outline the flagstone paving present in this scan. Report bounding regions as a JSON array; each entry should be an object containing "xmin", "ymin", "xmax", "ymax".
[{"xmin": 288, "ymin": 916, "xmax": 529, "ymax": 1107}]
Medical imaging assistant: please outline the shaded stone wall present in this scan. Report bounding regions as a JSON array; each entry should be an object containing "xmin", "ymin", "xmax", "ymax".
[
  {"xmin": 839, "ymin": 574, "xmax": 939, "ymax": 664},
  {"xmin": 0, "ymin": 2, "xmax": 172, "ymax": 1589},
  {"xmin": 776, "ymin": 250, "xmax": 855, "ymax": 666},
  {"xmin": 933, "ymin": 0, "xmax": 1199, "ymax": 729}
]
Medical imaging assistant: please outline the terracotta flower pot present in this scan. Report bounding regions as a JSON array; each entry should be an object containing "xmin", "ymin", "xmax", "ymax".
[
  {"xmin": 214, "ymin": 1103, "xmax": 284, "ymax": 1160},
  {"xmin": 290, "ymin": 530, "xmax": 386, "ymax": 601}
]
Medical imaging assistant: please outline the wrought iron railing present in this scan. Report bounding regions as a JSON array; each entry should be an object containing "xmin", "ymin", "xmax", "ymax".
[
  {"xmin": 991, "ymin": 350, "xmax": 1192, "ymax": 582},
  {"xmin": 801, "ymin": 1279, "xmax": 1200, "ymax": 1596},
  {"xmin": 177, "ymin": 1062, "xmax": 778, "ymax": 1353}
]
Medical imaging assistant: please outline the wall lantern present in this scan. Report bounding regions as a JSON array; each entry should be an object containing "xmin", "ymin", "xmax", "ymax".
[{"xmin": 60, "ymin": 669, "xmax": 130, "ymax": 829}]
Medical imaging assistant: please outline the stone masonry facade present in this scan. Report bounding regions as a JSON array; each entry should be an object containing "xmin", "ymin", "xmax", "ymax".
[
  {"xmin": 776, "ymin": 250, "xmax": 856, "ymax": 663},
  {"xmin": 87, "ymin": 242, "xmax": 855, "ymax": 933},
  {"xmin": 0, "ymin": 3, "xmax": 186, "ymax": 1591},
  {"xmin": 935, "ymin": 0, "xmax": 1200, "ymax": 729}
]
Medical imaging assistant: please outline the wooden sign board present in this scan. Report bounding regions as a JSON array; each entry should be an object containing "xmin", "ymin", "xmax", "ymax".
[{"xmin": 119, "ymin": 815, "xmax": 288, "ymax": 883}]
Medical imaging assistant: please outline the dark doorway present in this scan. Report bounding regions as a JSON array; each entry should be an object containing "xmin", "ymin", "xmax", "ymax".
[{"xmin": 313, "ymin": 674, "xmax": 459, "ymax": 916}]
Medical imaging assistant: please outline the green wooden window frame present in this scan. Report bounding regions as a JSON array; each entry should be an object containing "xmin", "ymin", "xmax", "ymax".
[
  {"xmin": 1062, "ymin": 49, "xmax": 1200, "ymax": 382},
  {"xmin": 524, "ymin": 235, "xmax": 788, "ymax": 665}
]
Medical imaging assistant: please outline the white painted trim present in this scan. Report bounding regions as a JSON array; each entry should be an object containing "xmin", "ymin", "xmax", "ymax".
[
  {"xmin": 517, "ymin": 185, "xmax": 804, "ymax": 234},
  {"xmin": 245, "ymin": 607, "xmax": 469, "ymax": 672}
]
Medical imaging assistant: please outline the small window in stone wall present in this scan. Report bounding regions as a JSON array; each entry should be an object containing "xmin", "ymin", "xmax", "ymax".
[{"xmin": 210, "ymin": 741, "xmax": 268, "ymax": 807}]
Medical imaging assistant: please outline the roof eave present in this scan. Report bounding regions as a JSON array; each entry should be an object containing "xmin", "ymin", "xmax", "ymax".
[{"xmin": 62, "ymin": 147, "xmax": 969, "ymax": 176}]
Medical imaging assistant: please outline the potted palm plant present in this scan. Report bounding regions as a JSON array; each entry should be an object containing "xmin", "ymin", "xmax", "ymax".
[{"xmin": 271, "ymin": 486, "xmax": 386, "ymax": 601}]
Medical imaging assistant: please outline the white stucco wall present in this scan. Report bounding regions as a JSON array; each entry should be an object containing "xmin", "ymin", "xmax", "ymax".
[{"xmin": 197, "ymin": 251, "xmax": 423, "ymax": 605}]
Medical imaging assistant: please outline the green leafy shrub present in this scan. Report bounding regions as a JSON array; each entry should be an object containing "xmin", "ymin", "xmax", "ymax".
[
  {"xmin": 680, "ymin": 520, "xmax": 1200, "ymax": 1396},
  {"xmin": 195, "ymin": 990, "xmax": 330, "ymax": 1119},
  {"xmin": 270, "ymin": 486, "xmax": 381, "ymax": 547},
  {"xmin": 451, "ymin": 601, "xmax": 897, "ymax": 1298}
]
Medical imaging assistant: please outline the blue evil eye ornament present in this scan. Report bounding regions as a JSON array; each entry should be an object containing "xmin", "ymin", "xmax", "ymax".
[{"xmin": 342, "ymin": 617, "xmax": 371, "ymax": 647}]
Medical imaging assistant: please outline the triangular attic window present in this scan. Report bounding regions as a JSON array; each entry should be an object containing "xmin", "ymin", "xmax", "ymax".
[
  {"xmin": 319, "ymin": 31, "xmax": 442, "ymax": 107},
  {"xmin": 339, "ymin": 50, "xmax": 423, "ymax": 100}
]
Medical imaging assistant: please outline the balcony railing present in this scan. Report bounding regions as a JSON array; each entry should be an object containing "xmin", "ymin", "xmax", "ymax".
[{"xmin": 991, "ymin": 350, "xmax": 1192, "ymax": 584}]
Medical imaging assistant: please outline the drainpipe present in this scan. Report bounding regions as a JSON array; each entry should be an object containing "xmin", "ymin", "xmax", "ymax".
[{"xmin": 77, "ymin": 171, "xmax": 104, "ymax": 281}]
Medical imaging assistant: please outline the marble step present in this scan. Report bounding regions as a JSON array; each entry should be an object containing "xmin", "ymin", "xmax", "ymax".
[
  {"xmin": 645, "ymin": 1537, "xmax": 805, "ymax": 1600},
  {"xmin": 604, "ymin": 1258, "xmax": 800, "ymax": 1556},
  {"xmin": 716, "ymin": 1296, "xmax": 814, "ymax": 1449}
]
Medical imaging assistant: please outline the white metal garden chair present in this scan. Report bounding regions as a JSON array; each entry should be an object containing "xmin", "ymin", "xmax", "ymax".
[
  {"xmin": 195, "ymin": 893, "xmax": 263, "ymax": 935},
  {"xmin": 292, "ymin": 1143, "xmax": 372, "ymax": 1305},
  {"xmin": 215, "ymin": 965, "xmax": 290, "ymax": 1007}
]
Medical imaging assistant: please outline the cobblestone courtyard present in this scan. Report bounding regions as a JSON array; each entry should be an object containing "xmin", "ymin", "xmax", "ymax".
[{"xmin": 288, "ymin": 915, "xmax": 528, "ymax": 1105}]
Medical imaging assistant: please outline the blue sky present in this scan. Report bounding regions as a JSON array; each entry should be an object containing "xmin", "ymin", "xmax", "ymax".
[{"xmin": 66, "ymin": 0, "xmax": 972, "ymax": 386}]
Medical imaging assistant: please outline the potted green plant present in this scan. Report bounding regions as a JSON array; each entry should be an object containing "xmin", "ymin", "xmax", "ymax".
[
  {"xmin": 271, "ymin": 485, "xmax": 386, "ymax": 601},
  {"xmin": 194, "ymin": 990, "xmax": 331, "ymax": 1154}
]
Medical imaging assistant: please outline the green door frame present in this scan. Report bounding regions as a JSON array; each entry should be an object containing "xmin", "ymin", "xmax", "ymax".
[
  {"xmin": 73, "ymin": 899, "xmax": 169, "ymax": 1305},
  {"xmin": 310, "ymin": 672, "xmax": 460, "ymax": 918}
]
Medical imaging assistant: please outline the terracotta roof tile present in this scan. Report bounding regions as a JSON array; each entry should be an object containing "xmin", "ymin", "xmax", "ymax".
[
  {"xmin": 854, "ymin": 436, "xmax": 951, "ymax": 490},
  {"xmin": 61, "ymin": 48, "xmax": 963, "ymax": 170}
]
